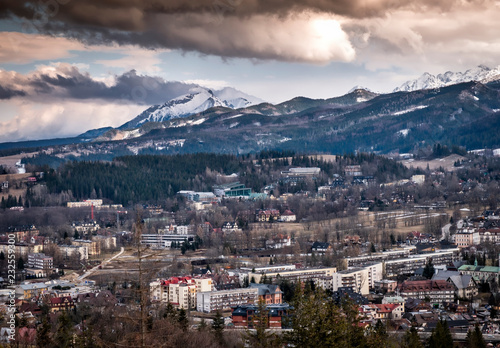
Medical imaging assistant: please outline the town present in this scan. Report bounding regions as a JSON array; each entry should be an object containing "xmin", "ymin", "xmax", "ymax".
[{"xmin": 1, "ymin": 148, "xmax": 500, "ymax": 347}]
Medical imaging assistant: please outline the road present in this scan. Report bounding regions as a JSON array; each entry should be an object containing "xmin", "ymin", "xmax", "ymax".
[{"xmin": 77, "ymin": 247, "xmax": 125, "ymax": 281}]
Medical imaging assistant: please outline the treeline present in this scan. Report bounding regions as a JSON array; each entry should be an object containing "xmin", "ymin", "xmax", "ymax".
[
  {"xmin": 43, "ymin": 154, "xmax": 243, "ymax": 205},
  {"xmin": 23, "ymin": 152, "xmax": 419, "ymax": 207}
]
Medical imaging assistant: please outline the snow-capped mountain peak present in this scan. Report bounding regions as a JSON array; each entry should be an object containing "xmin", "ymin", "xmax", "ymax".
[
  {"xmin": 119, "ymin": 86, "xmax": 264, "ymax": 130},
  {"xmin": 394, "ymin": 65, "xmax": 500, "ymax": 92}
]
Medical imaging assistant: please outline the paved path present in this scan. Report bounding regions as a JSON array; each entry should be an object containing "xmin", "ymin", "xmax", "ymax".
[{"xmin": 78, "ymin": 247, "xmax": 125, "ymax": 281}]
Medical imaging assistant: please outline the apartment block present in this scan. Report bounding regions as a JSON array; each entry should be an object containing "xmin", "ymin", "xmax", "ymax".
[
  {"xmin": 197, "ymin": 288, "xmax": 259, "ymax": 313},
  {"xmin": 248, "ymin": 266, "xmax": 337, "ymax": 284},
  {"xmin": 149, "ymin": 277, "xmax": 213, "ymax": 310}
]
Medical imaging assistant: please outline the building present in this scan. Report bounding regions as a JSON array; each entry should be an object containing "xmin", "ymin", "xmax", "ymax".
[
  {"xmin": 281, "ymin": 167, "xmax": 321, "ymax": 176},
  {"xmin": 398, "ymin": 280, "xmax": 454, "ymax": 305},
  {"xmin": 249, "ymin": 283, "xmax": 283, "ymax": 304},
  {"xmin": 66, "ymin": 199, "xmax": 103, "ymax": 208},
  {"xmin": 374, "ymin": 279, "xmax": 398, "ymax": 294},
  {"xmin": 335, "ymin": 268, "xmax": 370, "ymax": 295},
  {"xmin": 15, "ymin": 283, "xmax": 49, "ymax": 299},
  {"xmin": 73, "ymin": 240, "xmax": 100, "ymax": 256},
  {"xmin": 311, "ymin": 242, "xmax": 331, "ymax": 253},
  {"xmin": 27, "ymin": 253, "xmax": 53, "ymax": 270},
  {"xmin": 72, "ymin": 221, "xmax": 100, "ymax": 235},
  {"xmin": 248, "ymin": 266, "xmax": 337, "ymax": 285},
  {"xmin": 59, "ymin": 245, "xmax": 88, "ymax": 261},
  {"xmin": 255, "ymin": 209, "xmax": 281, "ymax": 222},
  {"xmin": 279, "ymin": 210, "xmax": 296, "ymax": 222},
  {"xmin": 383, "ymin": 249, "xmax": 460, "ymax": 278},
  {"xmin": 141, "ymin": 231, "xmax": 196, "ymax": 249},
  {"xmin": 149, "ymin": 277, "xmax": 213, "ymax": 309},
  {"xmin": 6, "ymin": 225, "xmax": 39, "ymax": 242},
  {"xmin": 458, "ymin": 263, "xmax": 500, "ymax": 284},
  {"xmin": 454, "ymin": 228, "xmax": 480, "ymax": 248},
  {"xmin": 213, "ymin": 182, "xmax": 252, "ymax": 198},
  {"xmin": 411, "ymin": 175, "xmax": 426, "ymax": 185},
  {"xmin": 177, "ymin": 191, "xmax": 217, "ymax": 202},
  {"xmin": 231, "ymin": 304, "xmax": 292, "ymax": 329},
  {"xmin": 432, "ymin": 271, "xmax": 478, "ymax": 299},
  {"xmin": 197, "ymin": 288, "xmax": 259, "ymax": 313},
  {"xmin": 265, "ymin": 235, "xmax": 292, "ymax": 249},
  {"xmin": 49, "ymin": 296, "xmax": 75, "ymax": 312},
  {"xmin": 382, "ymin": 296, "xmax": 405, "ymax": 312},
  {"xmin": 359, "ymin": 304, "xmax": 403, "ymax": 321}
]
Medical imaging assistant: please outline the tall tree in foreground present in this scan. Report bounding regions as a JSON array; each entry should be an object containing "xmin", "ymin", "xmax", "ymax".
[
  {"xmin": 244, "ymin": 298, "xmax": 276, "ymax": 348},
  {"xmin": 428, "ymin": 320, "xmax": 454, "ymax": 348},
  {"xmin": 401, "ymin": 327, "xmax": 423, "ymax": 348},
  {"xmin": 465, "ymin": 324, "xmax": 486, "ymax": 348}
]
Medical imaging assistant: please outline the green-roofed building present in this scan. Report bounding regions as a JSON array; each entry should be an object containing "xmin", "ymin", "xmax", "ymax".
[{"xmin": 458, "ymin": 264, "xmax": 500, "ymax": 283}]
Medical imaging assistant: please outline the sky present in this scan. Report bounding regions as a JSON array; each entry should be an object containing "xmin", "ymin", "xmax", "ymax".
[{"xmin": 1, "ymin": 0, "xmax": 500, "ymax": 142}]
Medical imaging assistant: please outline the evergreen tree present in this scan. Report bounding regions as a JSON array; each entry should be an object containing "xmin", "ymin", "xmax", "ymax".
[
  {"xmin": 423, "ymin": 258, "xmax": 435, "ymax": 279},
  {"xmin": 0, "ymin": 251, "xmax": 4, "ymax": 260},
  {"xmin": 466, "ymin": 324, "xmax": 486, "ymax": 348},
  {"xmin": 36, "ymin": 317, "xmax": 53, "ymax": 348},
  {"xmin": 54, "ymin": 311, "xmax": 74, "ymax": 348},
  {"xmin": 211, "ymin": 310, "xmax": 225, "ymax": 346},
  {"xmin": 197, "ymin": 318, "xmax": 208, "ymax": 332},
  {"xmin": 428, "ymin": 320, "xmax": 453, "ymax": 348},
  {"xmin": 17, "ymin": 256, "xmax": 24, "ymax": 270},
  {"xmin": 402, "ymin": 327, "xmax": 424, "ymax": 348},
  {"xmin": 74, "ymin": 230, "xmax": 80, "ymax": 240},
  {"xmin": 245, "ymin": 298, "xmax": 275, "ymax": 348},
  {"xmin": 178, "ymin": 308, "xmax": 189, "ymax": 331}
]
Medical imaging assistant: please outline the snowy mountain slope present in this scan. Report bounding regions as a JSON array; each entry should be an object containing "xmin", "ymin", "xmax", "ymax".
[
  {"xmin": 394, "ymin": 65, "xmax": 500, "ymax": 92},
  {"xmin": 119, "ymin": 86, "xmax": 263, "ymax": 130},
  {"xmin": 214, "ymin": 87, "xmax": 264, "ymax": 108}
]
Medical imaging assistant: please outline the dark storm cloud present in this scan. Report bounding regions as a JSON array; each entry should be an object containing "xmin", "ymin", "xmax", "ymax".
[{"xmin": 0, "ymin": 65, "xmax": 197, "ymax": 104}]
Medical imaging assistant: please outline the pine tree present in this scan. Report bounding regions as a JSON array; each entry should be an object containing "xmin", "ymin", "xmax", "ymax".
[
  {"xmin": 211, "ymin": 310, "xmax": 225, "ymax": 346},
  {"xmin": 423, "ymin": 258, "xmax": 435, "ymax": 279},
  {"xmin": 428, "ymin": 320, "xmax": 453, "ymax": 348},
  {"xmin": 245, "ymin": 298, "xmax": 275, "ymax": 348},
  {"xmin": 402, "ymin": 327, "xmax": 424, "ymax": 348},
  {"xmin": 178, "ymin": 308, "xmax": 189, "ymax": 331},
  {"xmin": 17, "ymin": 257, "xmax": 24, "ymax": 270},
  {"xmin": 466, "ymin": 324, "xmax": 486, "ymax": 348},
  {"xmin": 36, "ymin": 317, "xmax": 53, "ymax": 348}
]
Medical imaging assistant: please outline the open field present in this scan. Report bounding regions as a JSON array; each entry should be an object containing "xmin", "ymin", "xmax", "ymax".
[{"xmin": 400, "ymin": 154, "xmax": 466, "ymax": 171}]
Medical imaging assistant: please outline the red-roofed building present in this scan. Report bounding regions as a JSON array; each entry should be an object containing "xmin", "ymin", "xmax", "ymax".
[
  {"xmin": 398, "ymin": 280, "xmax": 454, "ymax": 304},
  {"xmin": 359, "ymin": 304, "xmax": 403, "ymax": 321},
  {"xmin": 150, "ymin": 276, "xmax": 213, "ymax": 309},
  {"xmin": 49, "ymin": 296, "xmax": 75, "ymax": 312}
]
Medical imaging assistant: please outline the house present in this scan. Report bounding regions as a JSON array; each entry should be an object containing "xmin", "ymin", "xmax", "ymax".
[
  {"xmin": 231, "ymin": 303, "xmax": 292, "ymax": 329},
  {"xmin": 359, "ymin": 303, "xmax": 403, "ymax": 321},
  {"xmin": 432, "ymin": 270, "xmax": 478, "ymax": 299},
  {"xmin": 311, "ymin": 242, "xmax": 331, "ymax": 253},
  {"xmin": 279, "ymin": 210, "xmax": 296, "ymax": 222},
  {"xmin": 76, "ymin": 290, "xmax": 118, "ymax": 308},
  {"xmin": 221, "ymin": 221, "xmax": 241, "ymax": 233},
  {"xmin": 256, "ymin": 209, "xmax": 281, "ymax": 222},
  {"xmin": 49, "ymin": 296, "xmax": 75, "ymax": 312},
  {"xmin": 265, "ymin": 235, "xmax": 292, "ymax": 249},
  {"xmin": 249, "ymin": 283, "xmax": 283, "ymax": 304}
]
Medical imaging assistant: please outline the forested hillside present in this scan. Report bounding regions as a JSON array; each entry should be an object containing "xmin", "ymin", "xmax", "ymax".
[{"xmin": 25, "ymin": 152, "xmax": 414, "ymax": 206}]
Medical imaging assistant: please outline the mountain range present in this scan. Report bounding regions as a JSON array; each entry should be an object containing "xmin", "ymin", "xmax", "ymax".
[
  {"xmin": 394, "ymin": 65, "xmax": 500, "ymax": 92},
  {"xmin": 1, "ymin": 65, "xmax": 500, "ymax": 158}
]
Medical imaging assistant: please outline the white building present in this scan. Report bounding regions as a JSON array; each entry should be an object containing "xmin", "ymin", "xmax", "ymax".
[{"xmin": 197, "ymin": 288, "xmax": 259, "ymax": 313}]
